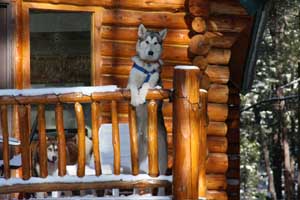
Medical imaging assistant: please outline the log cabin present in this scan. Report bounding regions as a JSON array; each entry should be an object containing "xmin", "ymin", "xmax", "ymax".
[{"xmin": 0, "ymin": 0, "xmax": 269, "ymax": 199}]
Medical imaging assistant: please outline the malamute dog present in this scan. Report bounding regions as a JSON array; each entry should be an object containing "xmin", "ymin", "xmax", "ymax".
[{"xmin": 127, "ymin": 24, "xmax": 168, "ymax": 176}]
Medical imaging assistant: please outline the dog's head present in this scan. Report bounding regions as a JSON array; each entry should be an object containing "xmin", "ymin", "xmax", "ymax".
[
  {"xmin": 136, "ymin": 24, "xmax": 167, "ymax": 62},
  {"xmin": 47, "ymin": 141, "xmax": 58, "ymax": 163}
]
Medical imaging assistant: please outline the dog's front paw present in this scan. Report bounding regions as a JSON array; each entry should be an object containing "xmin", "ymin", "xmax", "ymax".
[{"xmin": 131, "ymin": 95, "xmax": 145, "ymax": 107}]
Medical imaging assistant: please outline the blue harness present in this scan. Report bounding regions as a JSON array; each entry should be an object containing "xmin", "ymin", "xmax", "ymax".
[{"xmin": 133, "ymin": 63, "xmax": 157, "ymax": 83}]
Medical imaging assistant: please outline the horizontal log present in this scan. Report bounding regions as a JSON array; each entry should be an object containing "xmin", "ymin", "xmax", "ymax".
[
  {"xmin": 191, "ymin": 17, "xmax": 206, "ymax": 33},
  {"xmin": 192, "ymin": 56, "xmax": 208, "ymax": 71},
  {"xmin": 207, "ymin": 190, "xmax": 228, "ymax": 200},
  {"xmin": 103, "ymin": 9, "xmax": 188, "ymax": 29},
  {"xmin": 207, "ymin": 153, "xmax": 228, "ymax": 174},
  {"xmin": 207, "ymin": 174, "xmax": 227, "ymax": 190},
  {"xmin": 207, "ymin": 103, "xmax": 228, "ymax": 122},
  {"xmin": 100, "ymin": 75, "xmax": 173, "ymax": 89},
  {"xmin": 189, "ymin": 34, "xmax": 211, "ymax": 56},
  {"xmin": 204, "ymin": 32, "xmax": 239, "ymax": 49},
  {"xmin": 100, "ymin": 63, "xmax": 176, "ymax": 79},
  {"xmin": 0, "ymin": 89, "xmax": 170, "ymax": 105},
  {"xmin": 210, "ymin": 0, "xmax": 248, "ymax": 16},
  {"xmin": 207, "ymin": 136, "xmax": 228, "ymax": 153},
  {"xmin": 207, "ymin": 48, "xmax": 231, "ymax": 65},
  {"xmin": 206, "ymin": 65, "xmax": 230, "ymax": 84},
  {"xmin": 207, "ymin": 15, "xmax": 250, "ymax": 33},
  {"xmin": 102, "ymin": 26, "xmax": 190, "ymax": 45},
  {"xmin": 24, "ymin": 0, "xmax": 186, "ymax": 12},
  {"xmin": 200, "ymin": 72, "xmax": 211, "ymax": 90},
  {"xmin": 0, "ymin": 178, "xmax": 171, "ymax": 194},
  {"xmin": 207, "ymin": 121, "xmax": 227, "ymax": 136},
  {"xmin": 99, "ymin": 101, "xmax": 227, "ymax": 121},
  {"xmin": 189, "ymin": 0, "xmax": 209, "ymax": 17},
  {"xmin": 208, "ymin": 84, "xmax": 229, "ymax": 103},
  {"xmin": 101, "ymin": 40, "xmax": 189, "ymax": 62},
  {"xmin": 102, "ymin": 25, "xmax": 237, "ymax": 48}
]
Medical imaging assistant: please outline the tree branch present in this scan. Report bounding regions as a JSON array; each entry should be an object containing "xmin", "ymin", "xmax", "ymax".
[{"xmin": 241, "ymin": 94, "xmax": 300, "ymax": 112}]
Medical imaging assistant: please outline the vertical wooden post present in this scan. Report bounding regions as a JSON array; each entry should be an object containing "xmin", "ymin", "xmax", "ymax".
[
  {"xmin": 1, "ymin": 105, "xmax": 10, "ymax": 179},
  {"xmin": 18, "ymin": 105, "xmax": 31, "ymax": 180},
  {"xmin": 75, "ymin": 102, "xmax": 86, "ymax": 177},
  {"xmin": 55, "ymin": 103, "xmax": 67, "ymax": 176},
  {"xmin": 198, "ymin": 90, "xmax": 208, "ymax": 198},
  {"xmin": 111, "ymin": 100, "xmax": 120, "ymax": 175},
  {"xmin": 147, "ymin": 100, "xmax": 159, "ymax": 177},
  {"xmin": 173, "ymin": 66, "xmax": 201, "ymax": 200},
  {"xmin": 37, "ymin": 104, "xmax": 47, "ymax": 177},
  {"xmin": 91, "ymin": 102, "xmax": 102, "ymax": 176},
  {"xmin": 128, "ymin": 104, "xmax": 139, "ymax": 175}
]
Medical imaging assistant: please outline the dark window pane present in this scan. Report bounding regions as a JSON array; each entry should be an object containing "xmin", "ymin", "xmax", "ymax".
[{"xmin": 30, "ymin": 11, "xmax": 91, "ymax": 87}]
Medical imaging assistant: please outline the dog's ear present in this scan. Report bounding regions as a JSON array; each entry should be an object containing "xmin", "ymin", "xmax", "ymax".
[
  {"xmin": 159, "ymin": 28, "xmax": 167, "ymax": 40},
  {"xmin": 138, "ymin": 24, "xmax": 147, "ymax": 38}
]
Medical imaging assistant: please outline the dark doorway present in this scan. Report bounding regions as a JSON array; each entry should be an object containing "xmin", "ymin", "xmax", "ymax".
[{"xmin": 29, "ymin": 11, "xmax": 91, "ymax": 87}]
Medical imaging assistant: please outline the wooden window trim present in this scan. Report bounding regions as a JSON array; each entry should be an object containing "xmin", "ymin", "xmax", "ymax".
[{"xmin": 20, "ymin": 2, "xmax": 103, "ymax": 88}]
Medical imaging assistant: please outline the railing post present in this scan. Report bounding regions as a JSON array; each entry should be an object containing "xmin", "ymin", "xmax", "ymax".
[
  {"xmin": 173, "ymin": 66, "xmax": 202, "ymax": 200},
  {"xmin": 198, "ymin": 90, "xmax": 208, "ymax": 199}
]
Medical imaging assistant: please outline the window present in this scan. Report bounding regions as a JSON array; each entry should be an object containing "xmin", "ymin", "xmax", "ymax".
[{"xmin": 30, "ymin": 11, "xmax": 91, "ymax": 87}]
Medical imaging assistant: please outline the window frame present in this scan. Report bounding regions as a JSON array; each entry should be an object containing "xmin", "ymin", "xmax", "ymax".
[{"xmin": 21, "ymin": 2, "xmax": 103, "ymax": 88}]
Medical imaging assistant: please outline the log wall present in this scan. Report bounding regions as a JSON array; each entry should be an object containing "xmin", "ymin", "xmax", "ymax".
[{"xmin": 16, "ymin": 0, "xmax": 252, "ymax": 199}]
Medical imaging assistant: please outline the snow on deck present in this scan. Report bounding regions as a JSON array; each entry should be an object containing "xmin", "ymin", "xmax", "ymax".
[
  {"xmin": 0, "ymin": 85, "xmax": 118, "ymax": 97},
  {"xmin": 0, "ymin": 136, "xmax": 21, "ymax": 146}
]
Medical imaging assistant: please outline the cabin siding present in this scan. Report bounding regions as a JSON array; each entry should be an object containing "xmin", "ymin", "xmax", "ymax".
[{"xmin": 8, "ymin": 0, "xmax": 252, "ymax": 199}]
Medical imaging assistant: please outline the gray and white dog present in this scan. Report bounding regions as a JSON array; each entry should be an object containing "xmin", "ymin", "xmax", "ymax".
[{"xmin": 127, "ymin": 24, "xmax": 168, "ymax": 175}]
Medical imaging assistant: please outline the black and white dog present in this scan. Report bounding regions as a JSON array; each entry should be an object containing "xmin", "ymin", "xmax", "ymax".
[{"xmin": 127, "ymin": 24, "xmax": 168, "ymax": 175}]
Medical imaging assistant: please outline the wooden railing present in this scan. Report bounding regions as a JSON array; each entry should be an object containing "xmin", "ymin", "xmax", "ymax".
[{"xmin": 0, "ymin": 67, "xmax": 208, "ymax": 200}]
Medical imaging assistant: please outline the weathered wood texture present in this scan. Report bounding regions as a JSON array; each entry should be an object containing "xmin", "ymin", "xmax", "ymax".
[
  {"xmin": 75, "ymin": 102, "xmax": 86, "ymax": 177},
  {"xmin": 128, "ymin": 104, "xmax": 139, "ymax": 175},
  {"xmin": 18, "ymin": 105, "xmax": 31, "ymax": 180},
  {"xmin": 111, "ymin": 100, "xmax": 121, "ymax": 175},
  {"xmin": 55, "ymin": 103, "xmax": 67, "ymax": 176},
  {"xmin": 91, "ymin": 102, "xmax": 102, "ymax": 176},
  {"xmin": 147, "ymin": 100, "xmax": 159, "ymax": 177},
  {"xmin": 198, "ymin": 90, "xmax": 208, "ymax": 198},
  {"xmin": 37, "ymin": 104, "xmax": 47, "ymax": 177},
  {"xmin": 173, "ymin": 67, "xmax": 201, "ymax": 199},
  {"xmin": 1, "ymin": 105, "xmax": 10, "ymax": 179}
]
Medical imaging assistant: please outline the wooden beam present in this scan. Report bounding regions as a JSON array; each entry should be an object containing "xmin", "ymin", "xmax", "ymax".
[
  {"xmin": 173, "ymin": 66, "xmax": 200, "ymax": 200},
  {"xmin": 23, "ymin": 0, "xmax": 186, "ymax": 12},
  {"xmin": 0, "ymin": 179, "xmax": 172, "ymax": 194}
]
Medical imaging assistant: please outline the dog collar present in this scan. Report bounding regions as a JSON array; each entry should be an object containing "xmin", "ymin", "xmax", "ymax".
[{"xmin": 133, "ymin": 63, "xmax": 157, "ymax": 83}]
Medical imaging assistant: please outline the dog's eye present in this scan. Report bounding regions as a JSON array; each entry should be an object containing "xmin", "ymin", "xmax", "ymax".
[
  {"xmin": 154, "ymin": 42, "xmax": 158, "ymax": 45},
  {"xmin": 145, "ymin": 41, "xmax": 149, "ymax": 44}
]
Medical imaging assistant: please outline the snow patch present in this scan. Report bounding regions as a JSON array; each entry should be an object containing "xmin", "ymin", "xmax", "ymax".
[
  {"xmin": 0, "ymin": 86, "xmax": 118, "ymax": 97},
  {"xmin": 0, "ymin": 154, "xmax": 21, "ymax": 167},
  {"xmin": 0, "ymin": 136, "xmax": 20, "ymax": 146}
]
